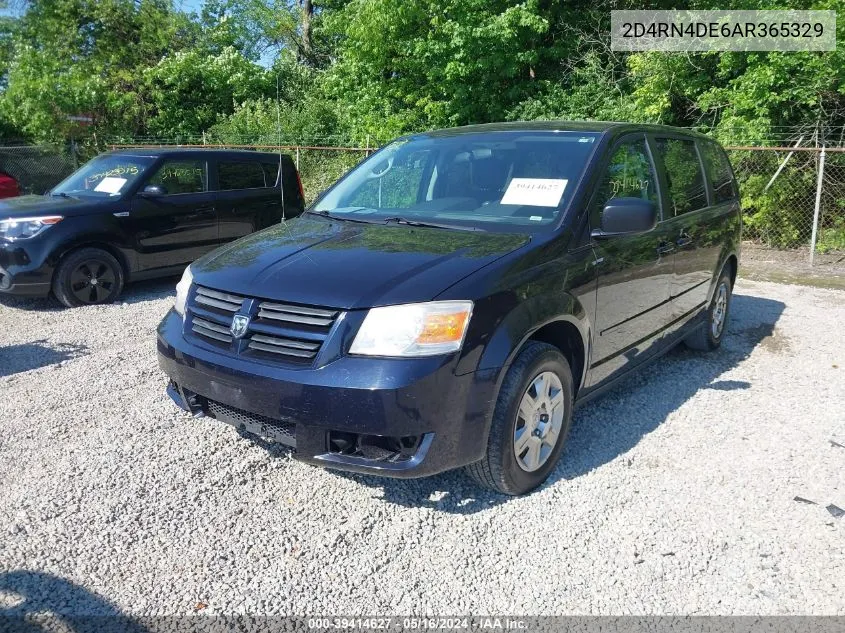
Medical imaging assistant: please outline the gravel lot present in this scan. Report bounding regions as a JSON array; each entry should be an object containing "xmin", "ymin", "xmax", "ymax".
[{"xmin": 0, "ymin": 278, "xmax": 843, "ymax": 617}]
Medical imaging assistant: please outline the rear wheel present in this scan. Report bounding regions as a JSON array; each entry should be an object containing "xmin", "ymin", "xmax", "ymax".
[
  {"xmin": 52, "ymin": 247, "xmax": 124, "ymax": 308},
  {"xmin": 465, "ymin": 341, "xmax": 574, "ymax": 495},
  {"xmin": 685, "ymin": 269, "xmax": 732, "ymax": 351}
]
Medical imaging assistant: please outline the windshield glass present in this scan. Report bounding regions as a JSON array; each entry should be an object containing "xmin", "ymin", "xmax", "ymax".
[
  {"xmin": 314, "ymin": 131, "xmax": 600, "ymax": 231},
  {"xmin": 52, "ymin": 154, "xmax": 155, "ymax": 197}
]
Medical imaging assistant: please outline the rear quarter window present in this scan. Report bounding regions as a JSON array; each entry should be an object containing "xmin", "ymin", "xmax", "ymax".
[
  {"xmin": 700, "ymin": 141, "xmax": 738, "ymax": 204},
  {"xmin": 218, "ymin": 161, "xmax": 267, "ymax": 190}
]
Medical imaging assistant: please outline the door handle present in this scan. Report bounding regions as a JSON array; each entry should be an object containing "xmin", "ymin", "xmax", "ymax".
[{"xmin": 657, "ymin": 242, "xmax": 675, "ymax": 255}]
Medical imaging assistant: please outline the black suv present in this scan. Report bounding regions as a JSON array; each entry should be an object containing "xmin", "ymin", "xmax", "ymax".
[
  {"xmin": 157, "ymin": 122, "xmax": 741, "ymax": 495},
  {"xmin": 0, "ymin": 148, "xmax": 303, "ymax": 306}
]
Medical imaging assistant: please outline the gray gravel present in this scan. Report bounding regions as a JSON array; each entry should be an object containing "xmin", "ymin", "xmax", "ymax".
[{"xmin": 0, "ymin": 278, "xmax": 843, "ymax": 616}]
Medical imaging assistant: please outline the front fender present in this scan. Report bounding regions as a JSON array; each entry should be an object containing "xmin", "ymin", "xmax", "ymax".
[
  {"xmin": 46, "ymin": 218, "xmax": 136, "ymax": 273},
  {"xmin": 474, "ymin": 291, "xmax": 591, "ymax": 381}
]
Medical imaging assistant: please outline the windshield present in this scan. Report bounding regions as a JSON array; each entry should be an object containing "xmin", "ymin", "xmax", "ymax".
[
  {"xmin": 51, "ymin": 154, "xmax": 155, "ymax": 197},
  {"xmin": 314, "ymin": 131, "xmax": 600, "ymax": 231}
]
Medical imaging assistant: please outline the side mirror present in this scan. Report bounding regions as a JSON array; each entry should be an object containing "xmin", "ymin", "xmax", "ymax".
[
  {"xmin": 140, "ymin": 184, "xmax": 166, "ymax": 197},
  {"xmin": 592, "ymin": 198, "xmax": 657, "ymax": 238}
]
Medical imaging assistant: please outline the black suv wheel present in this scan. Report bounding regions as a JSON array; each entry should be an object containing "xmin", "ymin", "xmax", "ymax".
[
  {"xmin": 466, "ymin": 341, "xmax": 574, "ymax": 495},
  {"xmin": 52, "ymin": 247, "xmax": 125, "ymax": 308}
]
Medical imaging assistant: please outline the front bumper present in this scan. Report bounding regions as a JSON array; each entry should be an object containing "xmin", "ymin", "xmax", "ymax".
[
  {"xmin": 0, "ymin": 240, "xmax": 53, "ymax": 297},
  {"xmin": 157, "ymin": 309, "xmax": 499, "ymax": 478}
]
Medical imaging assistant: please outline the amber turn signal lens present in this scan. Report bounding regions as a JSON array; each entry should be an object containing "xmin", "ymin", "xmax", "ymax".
[{"xmin": 418, "ymin": 310, "xmax": 471, "ymax": 344}]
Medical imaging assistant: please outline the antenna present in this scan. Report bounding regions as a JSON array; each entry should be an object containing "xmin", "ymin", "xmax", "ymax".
[{"xmin": 276, "ymin": 74, "xmax": 286, "ymax": 222}]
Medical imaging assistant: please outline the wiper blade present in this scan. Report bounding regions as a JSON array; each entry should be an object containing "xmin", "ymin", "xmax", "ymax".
[
  {"xmin": 307, "ymin": 209, "xmax": 382, "ymax": 224},
  {"xmin": 49, "ymin": 192, "xmax": 72, "ymax": 198},
  {"xmin": 383, "ymin": 217, "xmax": 483, "ymax": 232}
]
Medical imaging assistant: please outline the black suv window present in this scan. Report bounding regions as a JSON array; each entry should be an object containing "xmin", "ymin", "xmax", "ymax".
[
  {"xmin": 218, "ymin": 161, "xmax": 267, "ymax": 190},
  {"xmin": 700, "ymin": 141, "xmax": 737, "ymax": 204},
  {"xmin": 147, "ymin": 160, "xmax": 206, "ymax": 195},
  {"xmin": 262, "ymin": 163, "xmax": 280, "ymax": 187},
  {"xmin": 655, "ymin": 138, "xmax": 708, "ymax": 215},
  {"xmin": 593, "ymin": 138, "xmax": 659, "ymax": 224}
]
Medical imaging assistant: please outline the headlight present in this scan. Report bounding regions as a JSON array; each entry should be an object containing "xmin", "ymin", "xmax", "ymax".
[
  {"xmin": 349, "ymin": 301, "xmax": 473, "ymax": 357},
  {"xmin": 174, "ymin": 266, "xmax": 193, "ymax": 317},
  {"xmin": 0, "ymin": 216, "xmax": 63, "ymax": 240}
]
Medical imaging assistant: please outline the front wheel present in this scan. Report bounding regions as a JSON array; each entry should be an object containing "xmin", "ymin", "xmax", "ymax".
[
  {"xmin": 465, "ymin": 341, "xmax": 574, "ymax": 495},
  {"xmin": 685, "ymin": 269, "xmax": 732, "ymax": 351},
  {"xmin": 52, "ymin": 247, "xmax": 125, "ymax": 308}
]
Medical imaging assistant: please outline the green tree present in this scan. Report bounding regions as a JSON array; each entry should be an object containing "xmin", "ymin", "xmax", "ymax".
[
  {"xmin": 142, "ymin": 46, "xmax": 272, "ymax": 138},
  {"xmin": 0, "ymin": 0, "xmax": 199, "ymax": 140}
]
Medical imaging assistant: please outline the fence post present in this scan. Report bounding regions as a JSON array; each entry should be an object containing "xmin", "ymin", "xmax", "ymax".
[
  {"xmin": 295, "ymin": 146, "xmax": 300, "ymax": 170},
  {"xmin": 809, "ymin": 146, "xmax": 826, "ymax": 266},
  {"xmin": 366, "ymin": 134, "xmax": 370, "ymax": 156},
  {"xmin": 764, "ymin": 135, "xmax": 804, "ymax": 192}
]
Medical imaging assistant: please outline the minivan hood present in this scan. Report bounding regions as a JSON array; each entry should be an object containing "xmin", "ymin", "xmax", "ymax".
[
  {"xmin": 191, "ymin": 215, "xmax": 530, "ymax": 309},
  {"xmin": 0, "ymin": 194, "xmax": 107, "ymax": 219}
]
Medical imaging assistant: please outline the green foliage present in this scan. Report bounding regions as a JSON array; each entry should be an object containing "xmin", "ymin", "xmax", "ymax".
[
  {"xmin": 143, "ymin": 46, "xmax": 272, "ymax": 138},
  {"xmin": 0, "ymin": 0, "xmax": 844, "ymax": 251},
  {"xmin": 0, "ymin": 0, "xmax": 201, "ymax": 140},
  {"xmin": 322, "ymin": 0, "xmax": 553, "ymax": 140},
  {"xmin": 734, "ymin": 154, "xmax": 818, "ymax": 248},
  {"xmin": 817, "ymin": 216, "xmax": 845, "ymax": 254},
  {"xmin": 297, "ymin": 149, "xmax": 363, "ymax": 203}
]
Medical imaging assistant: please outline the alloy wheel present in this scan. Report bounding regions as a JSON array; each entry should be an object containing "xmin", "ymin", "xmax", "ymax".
[
  {"xmin": 513, "ymin": 371, "xmax": 565, "ymax": 472},
  {"xmin": 711, "ymin": 282, "xmax": 729, "ymax": 338}
]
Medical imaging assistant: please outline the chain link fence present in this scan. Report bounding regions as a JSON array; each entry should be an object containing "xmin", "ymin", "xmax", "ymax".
[
  {"xmin": 3, "ymin": 138, "xmax": 844, "ymax": 269},
  {"xmin": 0, "ymin": 145, "xmax": 78, "ymax": 195},
  {"xmin": 725, "ymin": 146, "xmax": 845, "ymax": 267}
]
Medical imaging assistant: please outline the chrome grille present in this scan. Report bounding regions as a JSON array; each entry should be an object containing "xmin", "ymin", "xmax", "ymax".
[
  {"xmin": 195, "ymin": 286, "xmax": 244, "ymax": 313},
  {"xmin": 257, "ymin": 301, "xmax": 338, "ymax": 327},
  {"xmin": 248, "ymin": 333, "xmax": 321, "ymax": 359},
  {"xmin": 187, "ymin": 285, "xmax": 341, "ymax": 365},
  {"xmin": 191, "ymin": 316, "xmax": 232, "ymax": 344}
]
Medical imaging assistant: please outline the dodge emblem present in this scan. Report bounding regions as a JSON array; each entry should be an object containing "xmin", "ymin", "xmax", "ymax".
[{"xmin": 230, "ymin": 314, "xmax": 250, "ymax": 339}]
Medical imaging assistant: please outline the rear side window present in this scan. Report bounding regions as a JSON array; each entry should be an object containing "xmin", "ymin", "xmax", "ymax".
[
  {"xmin": 700, "ymin": 141, "xmax": 738, "ymax": 204},
  {"xmin": 147, "ymin": 160, "xmax": 206, "ymax": 195},
  {"xmin": 655, "ymin": 138, "xmax": 708, "ymax": 215},
  {"xmin": 218, "ymin": 161, "xmax": 267, "ymax": 190}
]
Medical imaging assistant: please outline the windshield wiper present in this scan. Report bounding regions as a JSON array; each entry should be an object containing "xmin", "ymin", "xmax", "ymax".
[
  {"xmin": 383, "ymin": 217, "xmax": 483, "ymax": 232},
  {"xmin": 49, "ymin": 192, "xmax": 72, "ymax": 198},
  {"xmin": 307, "ymin": 209, "xmax": 383, "ymax": 224}
]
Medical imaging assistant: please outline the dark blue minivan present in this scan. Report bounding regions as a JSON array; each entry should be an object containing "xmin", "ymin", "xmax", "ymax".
[{"xmin": 157, "ymin": 121, "xmax": 741, "ymax": 495}]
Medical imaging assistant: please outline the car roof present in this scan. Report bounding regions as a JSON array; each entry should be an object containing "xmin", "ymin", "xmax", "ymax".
[
  {"xmin": 105, "ymin": 148, "xmax": 286, "ymax": 160},
  {"xmin": 410, "ymin": 120, "xmax": 712, "ymax": 142}
]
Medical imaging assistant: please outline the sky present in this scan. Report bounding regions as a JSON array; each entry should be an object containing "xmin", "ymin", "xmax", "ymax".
[{"xmin": 175, "ymin": 0, "xmax": 205, "ymax": 15}]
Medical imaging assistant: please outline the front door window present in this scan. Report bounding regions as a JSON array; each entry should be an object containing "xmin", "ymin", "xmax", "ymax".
[{"xmin": 147, "ymin": 160, "xmax": 207, "ymax": 195}]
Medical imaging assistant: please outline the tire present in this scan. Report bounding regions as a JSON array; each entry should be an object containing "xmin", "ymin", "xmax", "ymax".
[
  {"xmin": 465, "ymin": 341, "xmax": 574, "ymax": 495},
  {"xmin": 684, "ymin": 269, "xmax": 732, "ymax": 351},
  {"xmin": 52, "ymin": 247, "xmax": 125, "ymax": 308}
]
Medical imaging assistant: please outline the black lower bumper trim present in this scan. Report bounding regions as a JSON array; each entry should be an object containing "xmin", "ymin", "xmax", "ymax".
[
  {"xmin": 205, "ymin": 397, "xmax": 297, "ymax": 448},
  {"xmin": 167, "ymin": 381, "xmax": 297, "ymax": 448}
]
